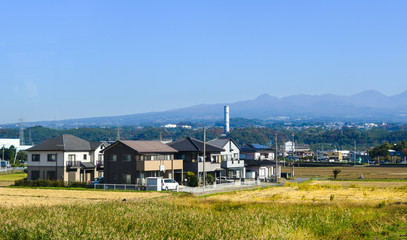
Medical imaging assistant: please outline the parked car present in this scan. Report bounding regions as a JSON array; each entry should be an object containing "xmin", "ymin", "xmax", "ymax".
[
  {"xmin": 89, "ymin": 177, "xmax": 104, "ymax": 187},
  {"xmin": 162, "ymin": 178, "xmax": 179, "ymax": 191},
  {"xmin": 215, "ymin": 176, "xmax": 234, "ymax": 184}
]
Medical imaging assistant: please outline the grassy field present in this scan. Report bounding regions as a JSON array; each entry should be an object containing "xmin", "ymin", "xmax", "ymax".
[
  {"xmin": 282, "ymin": 166, "xmax": 407, "ymax": 179},
  {"xmin": 0, "ymin": 179, "xmax": 406, "ymax": 239},
  {"xmin": 0, "ymin": 172, "xmax": 26, "ymax": 187}
]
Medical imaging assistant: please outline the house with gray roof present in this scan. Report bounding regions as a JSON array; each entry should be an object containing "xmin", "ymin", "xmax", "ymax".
[
  {"xmin": 208, "ymin": 137, "xmax": 245, "ymax": 179},
  {"xmin": 168, "ymin": 137, "xmax": 224, "ymax": 183},
  {"xmin": 103, "ymin": 140, "xmax": 183, "ymax": 185},
  {"xmin": 27, "ymin": 134, "xmax": 107, "ymax": 182}
]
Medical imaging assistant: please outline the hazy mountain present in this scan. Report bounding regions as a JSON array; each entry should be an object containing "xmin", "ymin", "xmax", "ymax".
[{"xmin": 4, "ymin": 90, "xmax": 407, "ymax": 128}]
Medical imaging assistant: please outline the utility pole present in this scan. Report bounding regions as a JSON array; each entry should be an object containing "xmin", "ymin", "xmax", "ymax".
[
  {"xmin": 353, "ymin": 140, "xmax": 356, "ymax": 165},
  {"xmin": 19, "ymin": 117, "xmax": 24, "ymax": 146},
  {"xmin": 203, "ymin": 127, "xmax": 206, "ymax": 188},
  {"xmin": 275, "ymin": 133, "xmax": 279, "ymax": 181},
  {"xmin": 291, "ymin": 132, "xmax": 295, "ymax": 178}
]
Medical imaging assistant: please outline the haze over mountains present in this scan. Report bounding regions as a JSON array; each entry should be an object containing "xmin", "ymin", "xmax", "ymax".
[{"xmin": 5, "ymin": 90, "xmax": 407, "ymax": 128}]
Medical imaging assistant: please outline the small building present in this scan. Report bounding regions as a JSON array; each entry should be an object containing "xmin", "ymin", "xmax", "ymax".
[
  {"xmin": 327, "ymin": 151, "xmax": 343, "ymax": 161},
  {"xmin": 27, "ymin": 134, "xmax": 106, "ymax": 182},
  {"xmin": 244, "ymin": 160, "xmax": 277, "ymax": 180},
  {"xmin": 103, "ymin": 140, "xmax": 183, "ymax": 185}
]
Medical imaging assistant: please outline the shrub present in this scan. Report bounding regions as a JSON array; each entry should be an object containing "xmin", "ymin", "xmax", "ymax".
[
  {"xmin": 14, "ymin": 179, "xmax": 88, "ymax": 188},
  {"xmin": 186, "ymin": 172, "xmax": 199, "ymax": 187},
  {"xmin": 205, "ymin": 174, "xmax": 214, "ymax": 185},
  {"xmin": 333, "ymin": 168, "xmax": 342, "ymax": 179}
]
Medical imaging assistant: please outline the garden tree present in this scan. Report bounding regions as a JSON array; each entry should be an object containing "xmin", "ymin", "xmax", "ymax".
[
  {"xmin": 333, "ymin": 168, "xmax": 341, "ymax": 179},
  {"xmin": 186, "ymin": 172, "xmax": 199, "ymax": 187},
  {"xmin": 369, "ymin": 143, "xmax": 391, "ymax": 159},
  {"xmin": 205, "ymin": 174, "xmax": 214, "ymax": 185},
  {"xmin": 16, "ymin": 150, "xmax": 28, "ymax": 162},
  {"xmin": 5, "ymin": 145, "xmax": 15, "ymax": 163}
]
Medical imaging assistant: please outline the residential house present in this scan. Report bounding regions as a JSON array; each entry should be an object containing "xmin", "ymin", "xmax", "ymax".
[
  {"xmin": 168, "ymin": 137, "xmax": 224, "ymax": 182},
  {"xmin": 103, "ymin": 140, "xmax": 183, "ymax": 185},
  {"xmin": 208, "ymin": 136, "xmax": 245, "ymax": 179},
  {"xmin": 27, "ymin": 134, "xmax": 105, "ymax": 182},
  {"xmin": 240, "ymin": 143, "xmax": 275, "ymax": 161},
  {"xmin": 240, "ymin": 143, "xmax": 278, "ymax": 180}
]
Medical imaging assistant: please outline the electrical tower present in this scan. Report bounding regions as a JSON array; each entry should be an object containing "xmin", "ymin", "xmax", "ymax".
[{"xmin": 19, "ymin": 117, "xmax": 24, "ymax": 145}]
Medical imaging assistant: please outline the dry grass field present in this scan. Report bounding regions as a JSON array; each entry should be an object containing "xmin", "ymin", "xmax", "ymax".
[
  {"xmin": 0, "ymin": 180, "xmax": 406, "ymax": 239},
  {"xmin": 205, "ymin": 180, "xmax": 407, "ymax": 206},
  {"xmin": 1, "ymin": 168, "xmax": 407, "ymax": 239},
  {"xmin": 282, "ymin": 166, "xmax": 407, "ymax": 179},
  {"xmin": 0, "ymin": 187, "xmax": 169, "ymax": 207}
]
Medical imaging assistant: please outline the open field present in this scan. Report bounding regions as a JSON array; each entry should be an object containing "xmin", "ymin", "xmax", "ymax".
[
  {"xmin": 282, "ymin": 166, "xmax": 407, "ymax": 179},
  {"xmin": 0, "ymin": 172, "xmax": 26, "ymax": 187},
  {"xmin": 0, "ymin": 180, "xmax": 406, "ymax": 239}
]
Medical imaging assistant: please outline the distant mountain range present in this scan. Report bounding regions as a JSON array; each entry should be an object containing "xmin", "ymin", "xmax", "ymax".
[{"xmin": 4, "ymin": 90, "xmax": 407, "ymax": 128}]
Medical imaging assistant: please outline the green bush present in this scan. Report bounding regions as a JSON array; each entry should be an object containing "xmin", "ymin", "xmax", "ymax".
[
  {"xmin": 14, "ymin": 179, "xmax": 88, "ymax": 188},
  {"xmin": 186, "ymin": 171, "xmax": 199, "ymax": 187},
  {"xmin": 205, "ymin": 174, "xmax": 214, "ymax": 185}
]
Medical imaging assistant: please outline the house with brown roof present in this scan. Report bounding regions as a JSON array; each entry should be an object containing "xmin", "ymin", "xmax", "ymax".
[
  {"xmin": 103, "ymin": 140, "xmax": 183, "ymax": 185},
  {"xmin": 27, "ymin": 134, "xmax": 107, "ymax": 182},
  {"xmin": 168, "ymin": 137, "xmax": 224, "ymax": 182}
]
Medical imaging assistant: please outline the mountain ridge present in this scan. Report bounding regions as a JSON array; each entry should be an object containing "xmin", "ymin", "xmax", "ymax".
[{"xmin": 4, "ymin": 90, "xmax": 407, "ymax": 128}]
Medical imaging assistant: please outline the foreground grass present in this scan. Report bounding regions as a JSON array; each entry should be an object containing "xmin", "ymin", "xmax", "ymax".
[
  {"xmin": 0, "ymin": 180, "xmax": 406, "ymax": 239},
  {"xmin": 0, "ymin": 197, "xmax": 406, "ymax": 239}
]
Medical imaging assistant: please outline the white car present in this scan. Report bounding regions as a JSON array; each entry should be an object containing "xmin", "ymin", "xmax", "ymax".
[{"xmin": 162, "ymin": 178, "xmax": 179, "ymax": 191}]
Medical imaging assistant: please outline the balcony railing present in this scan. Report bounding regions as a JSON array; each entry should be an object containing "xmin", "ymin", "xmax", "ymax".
[
  {"xmin": 66, "ymin": 161, "xmax": 81, "ymax": 168},
  {"xmin": 136, "ymin": 159, "xmax": 183, "ymax": 171},
  {"xmin": 221, "ymin": 159, "xmax": 244, "ymax": 169}
]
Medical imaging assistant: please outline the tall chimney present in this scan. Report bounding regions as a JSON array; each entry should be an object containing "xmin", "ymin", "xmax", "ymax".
[{"xmin": 224, "ymin": 105, "xmax": 230, "ymax": 134}]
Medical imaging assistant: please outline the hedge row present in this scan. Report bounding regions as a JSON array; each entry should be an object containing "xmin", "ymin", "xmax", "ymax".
[{"xmin": 14, "ymin": 179, "xmax": 89, "ymax": 188}]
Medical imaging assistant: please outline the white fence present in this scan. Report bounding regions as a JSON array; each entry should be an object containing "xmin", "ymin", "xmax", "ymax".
[
  {"xmin": 94, "ymin": 184, "xmax": 142, "ymax": 191},
  {"xmin": 179, "ymin": 180, "xmax": 260, "ymax": 194},
  {"xmin": 94, "ymin": 180, "xmax": 260, "ymax": 193}
]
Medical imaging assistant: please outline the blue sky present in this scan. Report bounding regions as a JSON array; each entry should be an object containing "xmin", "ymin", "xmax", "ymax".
[{"xmin": 1, "ymin": 1, "xmax": 406, "ymax": 124}]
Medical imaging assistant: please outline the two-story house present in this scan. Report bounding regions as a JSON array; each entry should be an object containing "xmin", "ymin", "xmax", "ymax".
[
  {"xmin": 208, "ymin": 137, "xmax": 245, "ymax": 179},
  {"xmin": 240, "ymin": 143, "xmax": 278, "ymax": 180},
  {"xmin": 168, "ymin": 137, "xmax": 224, "ymax": 182},
  {"xmin": 103, "ymin": 140, "xmax": 183, "ymax": 185},
  {"xmin": 27, "ymin": 134, "xmax": 106, "ymax": 182}
]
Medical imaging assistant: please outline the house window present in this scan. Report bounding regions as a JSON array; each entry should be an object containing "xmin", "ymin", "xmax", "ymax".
[
  {"xmin": 122, "ymin": 174, "xmax": 131, "ymax": 184},
  {"xmin": 47, "ymin": 154, "xmax": 57, "ymax": 162},
  {"xmin": 122, "ymin": 154, "xmax": 131, "ymax": 162},
  {"xmin": 32, "ymin": 154, "xmax": 40, "ymax": 162},
  {"xmin": 98, "ymin": 154, "xmax": 103, "ymax": 161},
  {"xmin": 47, "ymin": 171, "xmax": 56, "ymax": 180},
  {"xmin": 83, "ymin": 154, "xmax": 87, "ymax": 160},
  {"xmin": 68, "ymin": 154, "xmax": 76, "ymax": 162},
  {"xmin": 150, "ymin": 155, "xmax": 157, "ymax": 160},
  {"xmin": 31, "ymin": 170, "xmax": 40, "ymax": 180},
  {"xmin": 109, "ymin": 154, "xmax": 117, "ymax": 161},
  {"xmin": 164, "ymin": 155, "xmax": 171, "ymax": 160}
]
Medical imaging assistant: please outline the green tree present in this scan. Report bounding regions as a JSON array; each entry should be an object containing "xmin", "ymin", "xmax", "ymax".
[
  {"xmin": 205, "ymin": 174, "xmax": 214, "ymax": 185},
  {"xmin": 16, "ymin": 150, "xmax": 28, "ymax": 163},
  {"xmin": 333, "ymin": 168, "xmax": 341, "ymax": 179},
  {"xmin": 186, "ymin": 172, "xmax": 199, "ymax": 187}
]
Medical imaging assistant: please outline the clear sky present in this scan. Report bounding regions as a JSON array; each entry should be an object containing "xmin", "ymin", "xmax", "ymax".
[{"xmin": 1, "ymin": 1, "xmax": 406, "ymax": 124}]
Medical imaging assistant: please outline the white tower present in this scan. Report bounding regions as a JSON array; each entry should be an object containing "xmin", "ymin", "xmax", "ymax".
[{"xmin": 224, "ymin": 105, "xmax": 230, "ymax": 134}]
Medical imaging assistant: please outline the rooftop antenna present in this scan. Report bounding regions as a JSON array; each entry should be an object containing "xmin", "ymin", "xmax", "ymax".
[
  {"xmin": 18, "ymin": 116, "xmax": 24, "ymax": 146},
  {"xmin": 116, "ymin": 123, "xmax": 121, "ymax": 141}
]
